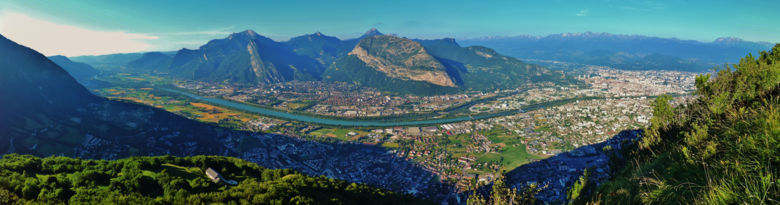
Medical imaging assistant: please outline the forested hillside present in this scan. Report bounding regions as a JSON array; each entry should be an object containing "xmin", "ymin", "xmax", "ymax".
[
  {"xmin": 569, "ymin": 44, "xmax": 780, "ymax": 204},
  {"xmin": 0, "ymin": 154, "xmax": 433, "ymax": 205}
]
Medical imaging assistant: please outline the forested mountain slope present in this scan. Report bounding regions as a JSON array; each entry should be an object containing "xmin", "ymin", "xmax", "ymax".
[{"xmin": 0, "ymin": 154, "xmax": 432, "ymax": 205}]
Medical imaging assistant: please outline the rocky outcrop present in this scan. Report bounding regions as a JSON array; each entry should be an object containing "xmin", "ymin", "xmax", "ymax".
[{"xmin": 348, "ymin": 35, "xmax": 456, "ymax": 87}]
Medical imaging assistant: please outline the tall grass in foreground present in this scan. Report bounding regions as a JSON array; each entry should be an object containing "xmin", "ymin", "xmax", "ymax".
[{"xmin": 582, "ymin": 44, "xmax": 780, "ymax": 204}]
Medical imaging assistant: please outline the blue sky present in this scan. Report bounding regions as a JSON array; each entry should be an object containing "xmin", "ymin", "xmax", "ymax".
[{"xmin": 0, "ymin": 0, "xmax": 777, "ymax": 56}]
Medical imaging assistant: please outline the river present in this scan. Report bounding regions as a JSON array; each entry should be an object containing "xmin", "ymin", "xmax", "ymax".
[{"xmin": 162, "ymin": 89, "xmax": 523, "ymax": 127}]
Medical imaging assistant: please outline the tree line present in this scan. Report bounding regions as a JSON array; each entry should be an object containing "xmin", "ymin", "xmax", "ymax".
[{"xmin": 0, "ymin": 154, "xmax": 433, "ymax": 205}]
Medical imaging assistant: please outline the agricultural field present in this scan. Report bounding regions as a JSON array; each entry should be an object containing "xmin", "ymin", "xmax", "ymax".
[
  {"xmin": 380, "ymin": 142, "xmax": 399, "ymax": 148},
  {"xmin": 8, "ymin": 114, "xmax": 101, "ymax": 158},
  {"xmin": 286, "ymin": 103, "xmax": 306, "ymax": 109},
  {"xmin": 109, "ymin": 73, "xmax": 177, "ymax": 84},
  {"xmin": 95, "ymin": 85, "xmax": 261, "ymax": 128}
]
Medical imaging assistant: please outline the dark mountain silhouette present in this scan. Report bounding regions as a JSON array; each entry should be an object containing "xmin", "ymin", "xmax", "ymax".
[{"xmin": 47, "ymin": 55, "xmax": 100, "ymax": 83}]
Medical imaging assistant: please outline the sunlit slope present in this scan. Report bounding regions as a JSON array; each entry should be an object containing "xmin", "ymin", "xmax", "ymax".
[
  {"xmin": 574, "ymin": 44, "xmax": 780, "ymax": 204},
  {"xmin": 0, "ymin": 154, "xmax": 433, "ymax": 204}
]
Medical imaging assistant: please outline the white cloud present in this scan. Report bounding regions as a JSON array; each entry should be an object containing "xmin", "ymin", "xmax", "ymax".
[
  {"xmin": 577, "ymin": 10, "xmax": 588, "ymax": 16},
  {"xmin": 0, "ymin": 12, "xmax": 158, "ymax": 56}
]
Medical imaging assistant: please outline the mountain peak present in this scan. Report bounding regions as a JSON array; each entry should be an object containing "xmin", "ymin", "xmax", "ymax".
[
  {"xmin": 315, "ymin": 31, "xmax": 322, "ymax": 36},
  {"xmin": 366, "ymin": 28, "xmax": 381, "ymax": 35},
  {"xmin": 412, "ymin": 38, "xmax": 461, "ymax": 47},
  {"xmin": 356, "ymin": 28, "xmax": 384, "ymax": 39},
  {"xmin": 713, "ymin": 37, "xmax": 745, "ymax": 43},
  {"xmin": 711, "ymin": 37, "xmax": 774, "ymax": 49},
  {"xmin": 344, "ymin": 35, "xmax": 456, "ymax": 87},
  {"xmin": 47, "ymin": 55, "xmax": 74, "ymax": 63},
  {"xmin": 243, "ymin": 29, "xmax": 258, "ymax": 36},
  {"xmin": 48, "ymin": 55, "xmax": 68, "ymax": 59},
  {"xmin": 229, "ymin": 30, "xmax": 259, "ymax": 40}
]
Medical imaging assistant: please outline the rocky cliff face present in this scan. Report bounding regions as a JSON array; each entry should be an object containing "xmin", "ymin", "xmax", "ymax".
[
  {"xmin": 349, "ymin": 35, "xmax": 456, "ymax": 87},
  {"xmin": 246, "ymin": 40, "xmax": 284, "ymax": 83}
]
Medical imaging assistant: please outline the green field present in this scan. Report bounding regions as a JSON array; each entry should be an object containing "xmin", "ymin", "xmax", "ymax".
[
  {"xmin": 380, "ymin": 142, "xmax": 399, "ymax": 148},
  {"xmin": 332, "ymin": 129, "xmax": 350, "ymax": 137},
  {"xmin": 488, "ymin": 135, "xmax": 501, "ymax": 143},
  {"xmin": 497, "ymin": 145, "xmax": 542, "ymax": 172},
  {"xmin": 23, "ymin": 117, "xmax": 45, "ymax": 130},
  {"xmin": 310, "ymin": 129, "xmax": 333, "ymax": 136},
  {"xmin": 59, "ymin": 126, "xmax": 84, "ymax": 144},
  {"xmin": 143, "ymin": 164, "xmax": 203, "ymax": 181},
  {"xmin": 476, "ymin": 153, "xmax": 502, "ymax": 163},
  {"xmin": 445, "ymin": 129, "xmax": 546, "ymax": 172}
]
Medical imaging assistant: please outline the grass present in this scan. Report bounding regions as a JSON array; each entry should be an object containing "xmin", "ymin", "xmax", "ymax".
[
  {"xmin": 466, "ymin": 170, "xmax": 486, "ymax": 175},
  {"xmin": 332, "ymin": 129, "xmax": 350, "ymax": 137},
  {"xmin": 587, "ymin": 46, "xmax": 780, "ymax": 204},
  {"xmin": 23, "ymin": 117, "xmax": 44, "ymax": 130},
  {"xmin": 476, "ymin": 153, "xmax": 501, "ymax": 163},
  {"xmin": 59, "ymin": 126, "xmax": 84, "ymax": 144},
  {"xmin": 145, "ymin": 164, "xmax": 203, "ymax": 181},
  {"xmin": 286, "ymin": 103, "xmax": 306, "ymax": 109},
  {"xmin": 310, "ymin": 129, "xmax": 333, "ymax": 137},
  {"xmin": 380, "ymin": 142, "xmax": 399, "ymax": 148},
  {"xmin": 488, "ymin": 135, "xmax": 501, "ymax": 143},
  {"xmin": 498, "ymin": 145, "xmax": 541, "ymax": 172}
]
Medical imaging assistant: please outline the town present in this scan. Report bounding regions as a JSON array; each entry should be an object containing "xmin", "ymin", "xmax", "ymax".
[{"xmin": 67, "ymin": 65, "xmax": 702, "ymax": 204}]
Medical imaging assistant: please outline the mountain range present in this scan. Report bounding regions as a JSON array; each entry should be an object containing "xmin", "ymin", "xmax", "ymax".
[
  {"xmin": 103, "ymin": 28, "xmax": 576, "ymax": 94},
  {"xmin": 0, "ymin": 33, "xmax": 433, "ymax": 205},
  {"xmin": 46, "ymin": 55, "xmax": 100, "ymax": 83},
  {"xmin": 0, "ymin": 33, "xmax": 230, "ymax": 158},
  {"xmin": 458, "ymin": 32, "xmax": 776, "ymax": 72},
  {"xmin": 68, "ymin": 51, "xmax": 177, "ymax": 70}
]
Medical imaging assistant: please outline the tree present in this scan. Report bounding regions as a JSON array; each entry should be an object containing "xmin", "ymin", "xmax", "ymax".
[
  {"xmin": 567, "ymin": 168, "xmax": 593, "ymax": 204},
  {"xmin": 642, "ymin": 94, "xmax": 674, "ymax": 149},
  {"xmin": 0, "ymin": 188, "xmax": 20, "ymax": 204},
  {"xmin": 467, "ymin": 174, "xmax": 541, "ymax": 205}
]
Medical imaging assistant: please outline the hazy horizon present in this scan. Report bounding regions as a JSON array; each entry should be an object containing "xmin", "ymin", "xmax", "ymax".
[{"xmin": 1, "ymin": 0, "xmax": 778, "ymax": 56}]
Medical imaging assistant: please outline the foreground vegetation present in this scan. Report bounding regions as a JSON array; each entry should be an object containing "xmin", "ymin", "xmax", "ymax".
[
  {"xmin": 0, "ymin": 154, "xmax": 432, "ymax": 205},
  {"xmin": 570, "ymin": 44, "xmax": 780, "ymax": 204}
]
